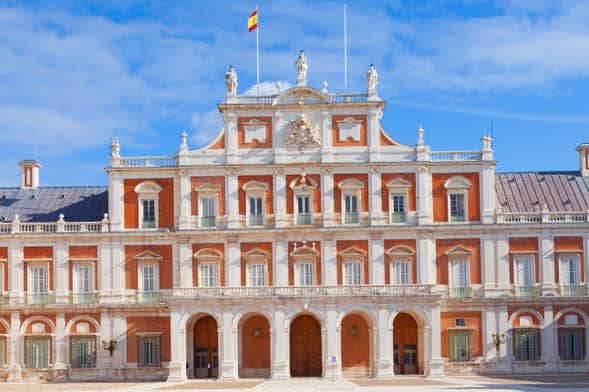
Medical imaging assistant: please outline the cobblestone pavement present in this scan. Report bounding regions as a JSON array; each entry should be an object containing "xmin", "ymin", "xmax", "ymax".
[{"xmin": 2, "ymin": 375, "xmax": 589, "ymax": 392}]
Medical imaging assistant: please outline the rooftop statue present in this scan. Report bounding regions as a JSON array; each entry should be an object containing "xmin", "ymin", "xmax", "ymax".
[
  {"xmin": 295, "ymin": 50, "xmax": 308, "ymax": 86},
  {"xmin": 225, "ymin": 65, "xmax": 238, "ymax": 96},
  {"xmin": 366, "ymin": 64, "xmax": 378, "ymax": 92}
]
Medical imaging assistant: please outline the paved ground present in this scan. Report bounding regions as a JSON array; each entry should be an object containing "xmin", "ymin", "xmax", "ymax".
[{"xmin": 2, "ymin": 375, "xmax": 589, "ymax": 392}]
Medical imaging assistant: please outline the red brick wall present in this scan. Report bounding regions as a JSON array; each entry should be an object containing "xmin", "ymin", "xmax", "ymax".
[
  {"xmin": 435, "ymin": 239, "xmax": 481, "ymax": 285},
  {"xmin": 432, "ymin": 173, "xmax": 480, "ymax": 222},
  {"xmin": 126, "ymin": 316, "xmax": 170, "ymax": 363},
  {"xmin": 124, "ymin": 245, "xmax": 173, "ymax": 290},
  {"xmin": 123, "ymin": 178, "xmax": 174, "ymax": 229}
]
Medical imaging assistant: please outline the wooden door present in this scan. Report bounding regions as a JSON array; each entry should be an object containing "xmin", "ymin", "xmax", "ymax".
[
  {"xmin": 393, "ymin": 313, "xmax": 418, "ymax": 375},
  {"xmin": 193, "ymin": 316, "xmax": 219, "ymax": 379},
  {"xmin": 290, "ymin": 315, "xmax": 322, "ymax": 377}
]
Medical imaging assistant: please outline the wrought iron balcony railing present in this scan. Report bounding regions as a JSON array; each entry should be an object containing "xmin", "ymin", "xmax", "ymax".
[
  {"xmin": 200, "ymin": 216, "xmax": 216, "ymax": 228},
  {"xmin": 513, "ymin": 285, "xmax": 541, "ymax": 298},
  {"xmin": 26, "ymin": 293, "xmax": 54, "ymax": 305},
  {"xmin": 344, "ymin": 212, "xmax": 360, "ymax": 224},
  {"xmin": 390, "ymin": 212, "xmax": 407, "ymax": 223},
  {"xmin": 70, "ymin": 293, "xmax": 98, "ymax": 305},
  {"xmin": 296, "ymin": 213, "xmax": 312, "ymax": 225},
  {"xmin": 560, "ymin": 284, "xmax": 587, "ymax": 297},
  {"xmin": 448, "ymin": 287, "xmax": 473, "ymax": 298},
  {"xmin": 137, "ymin": 291, "xmax": 164, "ymax": 304},
  {"xmin": 248, "ymin": 215, "xmax": 265, "ymax": 227}
]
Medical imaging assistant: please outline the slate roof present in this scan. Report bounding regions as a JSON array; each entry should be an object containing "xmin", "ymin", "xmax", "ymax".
[
  {"xmin": 0, "ymin": 187, "xmax": 108, "ymax": 222},
  {"xmin": 495, "ymin": 172, "xmax": 589, "ymax": 213}
]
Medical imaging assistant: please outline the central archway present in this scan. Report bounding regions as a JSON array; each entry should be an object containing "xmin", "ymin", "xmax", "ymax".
[
  {"xmin": 190, "ymin": 315, "xmax": 219, "ymax": 379},
  {"xmin": 289, "ymin": 314, "xmax": 322, "ymax": 377},
  {"xmin": 393, "ymin": 312, "xmax": 420, "ymax": 375},
  {"xmin": 239, "ymin": 314, "xmax": 271, "ymax": 378},
  {"xmin": 341, "ymin": 312, "xmax": 373, "ymax": 377}
]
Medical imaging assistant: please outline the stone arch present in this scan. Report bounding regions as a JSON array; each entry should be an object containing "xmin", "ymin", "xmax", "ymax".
[
  {"xmin": 20, "ymin": 315, "xmax": 56, "ymax": 335},
  {"xmin": 185, "ymin": 312, "xmax": 222, "ymax": 379},
  {"xmin": 0, "ymin": 318, "xmax": 10, "ymax": 335},
  {"xmin": 508, "ymin": 308, "xmax": 545, "ymax": 328},
  {"xmin": 65, "ymin": 315, "xmax": 100, "ymax": 335},
  {"xmin": 554, "ymin": 307, "xmax": 589, "ymax": 326},
  {"xmin": 237, "ymin": 312, "xmax": 272, "ymax": 378},
  {"xmin": 289, "ymin": 312, "xmax": 323, "ymax": 377},
  {"xmin": 391, "ymin": 308, "xmax": 428, "ymax": 375},
  {"xmin": 338, "ymin": 309, "xmax": 376, "ymax": 377},
  {"xmin": 283, "ymin": 306, "xmax": 327, "ymax": 330}
]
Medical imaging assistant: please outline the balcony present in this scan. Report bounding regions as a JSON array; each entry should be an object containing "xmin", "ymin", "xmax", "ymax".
[
  {"xmin": 137, "ymin": 291, "xmax": 163, "ymax": 304},
  {"xmin": 344, "ymin": 212, "xmax": 360, "ymax": 224},
  {"xmin": 450, "ymin": 213, "xmax": 466, "ymax": 223},
  {"xmin": 173, "ymin": 285, "xmax": 438, "ymax": 299},
  {"xmin": 390, "ymin": 212, "xmax": 407, "ymax": 223},
  {"xmin": 513, "ymin": 285, "xmax": 541, "ymax": 298},
  {"xmin": 200, "ymin": 216, "xmax": 216, "ymax": 228},
  {"xmin": 26, "ymin": 293, "xmax": 54, "ymax": 305},
  {"xmin": 248, "ymin": 215, "xmax": 265, "ymax": 227},
  {"xmin": 70, "ymin": 292, "xmax": 98, "ymax": 305},
  {"xmin": 296, "ymin": 213, "xmax": 312, "ymax": 225},
  {"xmin": 448, "ymin": 287, "xmax": 473, "ymax": 298},
  {"xmin": 560, "ymin": 284, "xmax": 587, "ymax": 297}
]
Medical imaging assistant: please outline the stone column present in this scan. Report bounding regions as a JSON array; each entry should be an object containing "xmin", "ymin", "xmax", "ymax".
[
  {"xmin": 54, "ymin": 313, "xmax": 67, "ymax": 369},
  {"xmin": 416, "ymin": 166, "xmax": 432, "ymax": 225},
  {"xmin": 111, "ymin": 314, "xmax": 126, "ymax": 368},
  {"xmin": 219, "ymin": 310, "xmax": 238, "ymax": 380},
  {"xmin": 540, "ymin": 232, "xmax": 555, "ymax": 291},
  {"xmin": 427, "ymin": 306, "xmax": 444, "ymax": 376},
  {"xmin": 7, "ymin": 311, "xmax": 22, "ymax": 382},
  {"xmin": 225, "ymin": 111, "xmax": 238, "ymax": 164},
  {"xmin": 274, "ymin": 170, "xmax": 287, "ymax": 228},
  {"xmin": 178, "ymin": 239, "xmax": 193, "ymax": 288},
  {"xmin": 370, "ymin": 233, "xmax": 384, "ymax": 285},
  {"xmin": 167, "ymin": 307, "xmax": 187, "ymax": 381},
  {"xmin": 271, "ymin": 309, "xmax": 289, "ymax": 379},
  {"xmin": 108, "ymin": 172, "xmax": 125, "ymax": 231},
  {"xmin": 54, "ymin": 243, "xmax": 69, "ymax": 304},
  {"xmin": 110, "ymin": 242, "xmax": 125, "ymax": 299},
  {"xmin": 496, "ymin": 234, "xmax": 510, "ymax": 290},
  {"xmin": 497, "ymin": 306, "xmax": 510, "ymax": 361},
  {"xmin": 226, "ymin": 237, "xmax": 240, "ymax": 287},
  {"xmin": 321, "ymin": 169, "xmax": 335, "ymax": 227},
  {"xmin": 480, "ymin": 164, "xmax": 495, "ymax": 224},
  {"xmin": 542, "ymin": 306, "xmax": 557, "ymax": 371},
  {"xmin": 324, "ymin": 304, "xmax": 342, "ymax": 379},
  {"xmin": 368, "ymin": 108, "xmax": 380, "ymax": 160},
  {"xmin": 8, "ymin": 242, "xmax": 24, "ymax": 305},
  {"xmin": 322, "ymin": 236, "xmax": 337, "ymax": 286},
  {"xmin": 97, "ymin": 311, "xmax": 111, "ymax": 370},
  {"xmin": 483, "ymin": 306, "xmax": 497, "ymax": 361},
  {"xmin": 274, "ymin": 239, "xmax": 288, "ymax": 287},
  {"xmin": 226, "ymin": 170, "xmax": 239, "ymax": 229},
  {"xmin": 178, "ymin": 171, "xmax": 192, "ymax": 230},
  {"xmin": 375, "ymin": 307, "xmax": 393, "ymax": 378},
  {"xmin": 98, "ymin": 240, "xmax": 112, "ymax": 296}
]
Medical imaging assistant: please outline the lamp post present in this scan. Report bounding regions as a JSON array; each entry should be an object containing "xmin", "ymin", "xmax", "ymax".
[{"xmin": 491, "ymin": 333, "xmax": 506, "ymax": 361}]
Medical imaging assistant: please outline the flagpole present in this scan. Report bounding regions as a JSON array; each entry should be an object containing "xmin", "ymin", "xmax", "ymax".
[
  {"xmin": 256, "ymin": 5, "xmax": 260, "ymax": 97},
  {"xmin": 343, "ymin": 1, "xmax": 347, "ymax": 94}
]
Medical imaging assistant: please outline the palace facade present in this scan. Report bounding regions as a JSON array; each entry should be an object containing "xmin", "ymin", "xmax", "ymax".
[{"xmin": 1, "ymin": 54, "xmax": 589, "ymax": 382}]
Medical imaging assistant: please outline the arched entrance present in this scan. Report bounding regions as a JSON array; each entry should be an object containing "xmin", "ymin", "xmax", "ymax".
[
  {"xmin": 290, "ymin": 314, "xmax": 322, "ymax": 377},
  {"xmin": 341, "ymin": 312, "xmax": 373, "ymax": 377},
  {"xmin": 189, "ymin": 315, "xmax": 219, "ymax": 379},
  {"xmin": 239, "ymin": 314, "xmax": 271, "ymax": 378},
  {"xmin": 393, "ymin": 312, "xmax": 420, "ymax": 375}
]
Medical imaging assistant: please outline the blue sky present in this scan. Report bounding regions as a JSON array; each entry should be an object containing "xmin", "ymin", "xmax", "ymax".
[{"xmin": 1, "ymin": 0, "xmax": 588, "ymax": 186}]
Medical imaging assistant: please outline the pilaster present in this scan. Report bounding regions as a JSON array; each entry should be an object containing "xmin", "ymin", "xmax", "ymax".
[
  {"xmin": 178, "ymin": 171, "xmax": 192, "ymax": 230},
  {"xmin": 324, "ymin": 304, "xmax": 342, "ymax": 379},
  {"xmin": 322, "ymin": 236, "xmax": 337, "ymax": 286},
  {"xmin": 368, "ymin": 108, "xmax": 380, "ymax": 161},
  {"xmin": 496, "ymin": 234, "xmax": 510, "ymax": 290},
  {"xmin": 110, "ymin": 243, "xmax": 125, "ymax": 298},
  {"xmin": 320, "ymin": 111, "xmax": 333, "ymax": 163},
  {"xmin": 482, "ymin": 234, "xmax": 496, "ymax": 290},
  {"xmin": 54, "ymin": 243, "xmax": 69, "ymax": 304},
  {"xmin": 167, "ymin": 308, "xmax": 187, "ymax": 381},
  {"xmin": 98, "ymin": 240, "xmax": 112, "ymax": 295},
  {"xmin": 480, "ymin": 164, "xmax": 495, "ymax": 224},
  {"xmin": 7, "ymin": 311, "xmax": 22, "ymax": 382},
  {"xmin": 483, "ymin": 306, "xmax": 497, "ymax": 361},
  {"xmin": 375, "ymin": 307, "xmax": 393, "ymax": 378},
  {"xmin": 427, "ymin": 306, "xmax": 444, "ymax": 377},
  {"xmin": 108, "ymin": 171, "xmax": 124, "ymax": 231},
  {"xmin": 540, "ymin": 232, "xmax": 555, "ymax": 291},
  {"xmin": 369, "ymin": 166, "xmax": 382, "ymax": 225},
  {"xmin": 54, "ymin": 313, "xmax": 67, "ymax": 369},
  {"xmin": 274, "ymin": 239, "xmax": 288, "ymax": 287},
  {"xmin": 542, "ymin": 305, "xmax": 558, "ymax": 371},
  {"xmin": 416, "ymin": 166, "xmax": 432, "ymax": 225},
  {"xmin": 226, "ymin": 170, "xmax": 239, "ymax": 229},
  {"xmin": 226, "ymin": 238, "xmax": 240, "ymax": 287},
  {"xmin": 416, "ymin": 233, "xmax": 435, "ymax": 284},
  {"xmin": 225, "ymin": 111, "xmax": 238, "ymax": 164},
  {"xmin": 271, "ymin": 309, "xmax": 289, "ymax": 379},
  {"xmin": 321, "ymin": 169, "xmax": 335, "ymax": 227},
  {"xmin": 274, "ymin": 170, "xmax": 287, "ymax": 228},
  {"xmin": 369, "ymin": 233, "xmax": 384, "ymax": 285},
  {"xmin": 178, "ymin": 239, "xmax": 193, "ymax": 288},
  {"xmin": 8, "ymin": 241, "xmax": 23, "ymax": 305}
]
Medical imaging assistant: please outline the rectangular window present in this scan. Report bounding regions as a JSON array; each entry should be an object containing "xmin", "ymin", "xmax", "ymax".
[
  {"xmin": 73, "ymin": 264, "xmax": 92, "ymax": 294},
  {"xmin": 29, "ymin": 265, "xmax": 48, "ymax": 293},
  {"xmin": 25, "ymin": 336, "xmax": 50, "ymax": 369},
  {"xmin": 137, "ymin": 335, "xmax": 161, "ymax": 367},
  {"xmin": 392, "ymin": 260, "xmax": 410, "ymax": 284},
  {"xmin": 247, "ymin": 263, "xmax": 266, "ymax": 287},
  {"xmin": 70, "ymin": 337, "xmax": 95, "ymax": 368},
  {"xmin": 391, "ymin": 193, "xmax": 407, "ymax": 222},
  {"xmin": 198, "ymin": 263, "xmax": 218, "ymax": 287},
  {"xmin": 139, "ymin": 264, "xmax": 158, "ymax": 292},
  {"xmin": 344, "ymin": 194, "xmax": 359, "ymax": 224},
  {"xmin": 515, "ymin": 256, "xmax": 534, "ymax": 287},
  {"xmin": 296, "ymin": 195, "xmax": 311, "ymax": 225},
  {"xmin": 559, "ymin": 255, "xmax": 579, "ymax": 285},
  {"xmin": 248, "ymin": 196, "xmax": 264, "ymax": 226},
  {"xmin": 295, "ymin": 262, "xmax": 314, "ymax": 286},
  {"xmin": 559, "ymin": 328, "xmax": 585, "ymax": 360},
  {"xmin": 449, "ymin": 331, "xmax": 472, "ymax": 362},
  {"xmin": 343, "ymin": 261, "xmax": 362, "ymax": 285},
  {"xmin": 513, "ymin": 329, "xmax": 540, "ymax": 361},
  {"xmin": 0, "ymin": 337, "xmax": 5, "ymax": 367},
  {"xmin": 141, "ymin": 199, "xmax": 156, "ymax": 228},
  {"xmin": 450, "ymin": 260, "xmax": 469, "ymax": 288},
  {"xmin": 200, "ymin": 197, "xmax": 216, "ymax": 227},
  {"xmin": 450, "ymin": 194, "xmax": 465, "ymax": 222}
]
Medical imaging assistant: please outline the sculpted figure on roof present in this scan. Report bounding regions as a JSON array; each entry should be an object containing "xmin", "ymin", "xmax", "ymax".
[
  {"xmin": 225, "ymin": 65, "xmax": 238, "ymax": 95},
  {"xmin": 295, "ymin": 50, "xmax": 308, "ymax": 86},
  {"xmin": 366, "ymin": 64, "xmax": 378, "ymax": 92}
]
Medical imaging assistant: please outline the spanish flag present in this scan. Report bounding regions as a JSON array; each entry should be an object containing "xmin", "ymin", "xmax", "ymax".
[{"xmin": 248, "ymin": 9, "xmax": 258, "ymax": 32}]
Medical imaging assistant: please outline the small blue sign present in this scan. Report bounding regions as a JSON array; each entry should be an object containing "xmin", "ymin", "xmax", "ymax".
[{"xmin": 331, "ymin": 355, "xmax": 336, "ymax": 364}]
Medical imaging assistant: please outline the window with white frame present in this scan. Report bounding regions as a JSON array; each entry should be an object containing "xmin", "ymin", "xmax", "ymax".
[
  {"xmin": 513, "ymin": 328, "xmax": 540, "ymax": 361},
  {"xmin": 195, "ymin": 183, "xmax": 220, "ymax": 228},
  {"xmin": 559, "ymin": 254, "xmax": 580, "ymax": 286},
  {"xmin": 28, "ymin": 264, "xmax": 48, "ymax": 294},
  {"xmin": 444, "ymin": 176, "xmax": 471, "ymax": 223},
  {"xmin": 139, "ymin": 264, "xmax": 158, "ymax": 292},
  {"xmin": 449, "ymin": 330, "xmax": 473, "ymax": 362},
  {"xmin": 199, "ymin": 263, "xmax": 218, "ymax": 287},
  {"xmin": 450, "ymin": 259, "xmax": 469, "ymax": 288},
  {"xmin": 295, "ymin": 262, "xmax": 314, "ymax": 286},
  {"xmin": 73, "ymin": 264, "xmax": 93, "ymax": 294},
  {"xmin": 392, "ymin": 260, "xmax": 410, "ymax": 285},
  {"xmin": 70, "ymin": 336, "xmax": 95, "ymax": 368},
  {"xmin": 247, "ymin": 263, "xmax": 266, "ymax": 287},
  {"xmin": 290, "ymin": 241, "xmax": 319, "ymax": 286},
  {"xmin": 243, "ymin": 180, "xmax": 268, "ymax": 227},
  {"xmin": 137, "ymin": 334, "xmax": 161, "ymax": 367},
  {"xmin": 386, "ymin": 178, "xmax": 411, "ymax": 223},
  {"xmin": 338, "ymin": 178, "xmax": 363, "ymax": 225},
  {"xmin": 290, "ymin": 174, "xmax": 318, "ymax": 226},
  {"xmin": 134, "ymin": 181, "xmax": 162, "ymax": 229},
  {"xmin": 343, "ymin": 260, "xmax": 362, "ymax": 285},
  {"xmin": 514, "ymin": 255, "xmax": 534, "ymax": 287},
  {"xmin": 243, "ymin": 247, "xmax": 270, "ymax": 287}
]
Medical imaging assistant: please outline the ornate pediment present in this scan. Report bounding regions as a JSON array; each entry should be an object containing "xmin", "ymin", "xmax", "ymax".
[{"xmin": 284, "ymin": 114, "xmax": 321, "ymax": 151}]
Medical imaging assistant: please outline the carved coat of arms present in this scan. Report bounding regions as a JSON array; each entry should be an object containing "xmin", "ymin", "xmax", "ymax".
[{"xmin": 284, "ymin": 114, "xmax": 321, "ymax": 151}]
